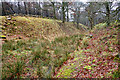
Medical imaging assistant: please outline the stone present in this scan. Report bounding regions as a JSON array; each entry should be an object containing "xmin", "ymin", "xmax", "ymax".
[{"xmin": 7, "ymin": 17, "xmax": 11, "ymax": 20}]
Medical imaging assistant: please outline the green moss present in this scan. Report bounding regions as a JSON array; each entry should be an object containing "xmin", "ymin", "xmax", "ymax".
[
  {"xmin": 0, "ymin": 35, "xmax": 6, "ymax": 38},
  {"xmin": 94, "ymin": 23, "xmax": 107, "ymax": 29},
  {"xmin": 92, "ymin": 59, "xmax": 96, "ymax": 63},
  {"xmin": 57, "ymin": 69, "xmax": 73, "ymax": 78},
  {"xmin": 13, "ymin": 16, "xmax": 31, "ymax": 22},
  {"xmin": 84, "ymin": 66, "xmax": 92, "ymax": 70}
]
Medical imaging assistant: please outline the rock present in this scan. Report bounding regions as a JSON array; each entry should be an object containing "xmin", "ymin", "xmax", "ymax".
[{"xmin": 7, "ymin": 17, "xmax": 11, "ymax": 20}]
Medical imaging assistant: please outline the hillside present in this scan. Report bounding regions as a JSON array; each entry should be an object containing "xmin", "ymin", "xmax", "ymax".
[
  {"xmin": 0, "ymin": 16, "xmax": 87, "ymax": 41},
  {"xmin": 55, "ymin": 23, "xmax": 120, "ymax": 78},
  {"xmin": 1, "ymin": 16, "xmax": 119, "ymax": 79},
  {"xmin": 1, "ymin": 16, "xmax": 88, "ymax": 79}
]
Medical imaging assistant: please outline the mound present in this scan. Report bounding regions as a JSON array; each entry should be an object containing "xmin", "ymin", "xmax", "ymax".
[{"xmin": 0, "ymin": 16, "xmax": 87, "ymax": 41}]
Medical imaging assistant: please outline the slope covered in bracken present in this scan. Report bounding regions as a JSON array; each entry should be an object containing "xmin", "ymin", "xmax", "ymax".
[{"xmin": 55, "ymin": 23, "xmax": 120, "ymax": 78}]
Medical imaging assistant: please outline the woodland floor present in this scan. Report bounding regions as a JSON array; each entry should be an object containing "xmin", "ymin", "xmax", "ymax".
[{"xmin": 1, "ymin": 16, "xmax": 120, "ymax": 79}]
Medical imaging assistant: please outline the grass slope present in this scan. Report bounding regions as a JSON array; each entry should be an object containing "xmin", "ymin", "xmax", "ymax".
[
  {"xmin": 1, "ymin": 16, "xmax": 87, "ymax": 79},
  {"xmin": 0, "ymin": 16, "xmax": 87, "ymax": 41}
]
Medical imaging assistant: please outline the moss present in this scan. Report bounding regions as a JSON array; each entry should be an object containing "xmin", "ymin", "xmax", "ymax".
[
  {"xmin": 13, "ymin": 16, "xmax": 31, "ymax": 22},
  {"xmin": 57, "ymin": 68, "xmax": 73, "ymax": 78},
  {"xmin": 94, "ymin": 23, "xmax": 107, "ymax": 29},
  {"xmin": 0, "ymin": 35, "xmax": 6, "ymax": 38},
  {"xmin": 84, "ymin": 66, "xmax": 92, "ymax": 70}
]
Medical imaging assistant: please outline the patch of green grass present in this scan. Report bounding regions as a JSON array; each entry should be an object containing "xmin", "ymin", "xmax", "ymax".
[
  {"xmin": 94, "ymin": 23, "xmax": 107, "ymax": 29},
  {"xmin": 2, "ymin": 57, "xmax": 26, "ymax": 79},
  {"xmin": 13, "ymin": 16, "xmax": 31, "ymax": 22},
  {"xmin": 2, "ymin": 40, "xmax": 16, "ymax": 51},
  {"xmin": 54, "ymin": 47, "xmax": 62, "ymax": 55},
  {"xmin": 32, "ymin": 46, "xmax": 49, "ymax": 62},
  {"xmin": 112, "ymin": 70, "xmax": 120, "ymax": 78},
  {"xmin": 62, "ymin": 40, "xmax": 68, "ymax": 46},
  {"xmin": 36, "ymin": 64, "xmax": 44, "ymax": 78},
  {"xmin": 54, "ymin": 37, "xmax": 64, "ymax": 42}
]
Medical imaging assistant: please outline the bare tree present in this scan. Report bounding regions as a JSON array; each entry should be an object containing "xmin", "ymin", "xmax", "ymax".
[
  {"xmin": 104, "ymin": 2, "xmax": 111, "ymax": 26},
  {"xmin": 66, "ymin": 2, "xmax": 69, "ymax": 22},
  {"xmin": 28, "ymin": 2, "xmax": 31, "ymax": 15},
  {"xmin": 24, "ymin": 2, "xmax": 27, "ymax": 15},
  {"xmin": 71, "ymin": 2, "xmax": 85, "ymax": 29},
  {"xmin": 37, "ymin": 1, "xmax": 42, "ymax": 16},
  {"xmin": 62, "ymin": 2, "xmax": 65, "ymax": 23},
  {"xmin": 17, "ymin": 2, "xmax": 21, "ymax": 14},
  {"xmin": 86, "ymin": 2, "xmax": 96, "ymax": 29},
  {"xmin": 2, "ymin": 2, "xmax": 6, "ymax": 15}
]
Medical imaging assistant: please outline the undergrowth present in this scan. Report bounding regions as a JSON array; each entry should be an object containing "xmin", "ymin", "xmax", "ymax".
[{"xmin": 2, "ymin": 34, "xmax": 84, "ymax": 78}]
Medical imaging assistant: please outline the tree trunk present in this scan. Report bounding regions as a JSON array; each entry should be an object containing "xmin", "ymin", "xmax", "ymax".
[
  {"xmin": 76, "ymin": 11, "xmax": 79, "ymax": 29},
  {"xmin": 2, "ymin": 2, "xmax": 6, "ymax": 16},
  {"xmin": 33, "ymin": 2, "xmax": 36, "ymax": 15},
  {"xmin": 5, "ymin": 2, "xmax": 15, "ymax": 14},
  {"xmin": 24, "ymin": 2, "xmax": 27, "ymax": 15},
  {"xmin": 28, "ymin": 2, "xmax": 31, "ymax": 15},
  {"xmin": 105, "ymin": 2, "xmax": 110, "ymax": 26},
  {"xmin": 18, "ymin": 2, "xmax": 21, "ymax": 14},
  {"xmin": 66, "ymin": 3, "xmax": 69, "ymax": 22},
  {"xmin": 62, "ymin": 2, "xmax": 65, "ymax": 23},
  {"xmin": 52, "ymin": 2, "xmax": 56, "ymax": 19},
  {"xmin": 90, "ymin": 18, "xmax": 94, "ymax": 29},
  {"xmin": 38, "ymin": 1, "xmax": 41, "ymax": 16},
  {"xmin": 117, "ymin": 3, "xmax": 120, "ymax": 22}
]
